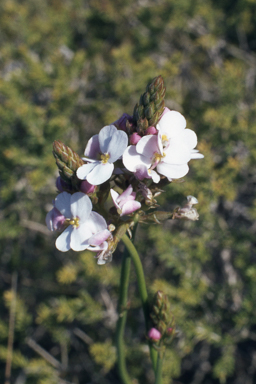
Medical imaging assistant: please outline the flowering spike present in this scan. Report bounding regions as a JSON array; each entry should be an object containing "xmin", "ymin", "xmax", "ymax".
[{"xmin": 133, "ymin": 75, "xmax": 166, "ymax": 133}]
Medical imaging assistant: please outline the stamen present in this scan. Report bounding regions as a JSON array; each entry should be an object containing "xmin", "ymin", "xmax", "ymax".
[
  {"xmin": 66, "ymin": 217, "xmax": 80, "ymax": 228},
  {"xmin": 100, "ymin": 153, "xmax": 110, "ymax": 164}
]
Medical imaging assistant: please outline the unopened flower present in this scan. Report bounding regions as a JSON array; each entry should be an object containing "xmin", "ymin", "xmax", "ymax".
[
  {"xmin": 77, "ymin": 125, "xmax": 128, "ymax": 185},
  {"xmin": 123, "ymin": 110, "xmax": 203, "ymax": 182},
  {"xmin": 130, "ymin": 132, "xmax": 141, "ymax": 145},
  {"xmin": 173, "ymin": 195, "xmax": 199, "ymax": 221},
  {"xmin": 110, "ymin": 185, "xmax": 141, "ymax": 216},
  {"xmin": 80, "ymin": 180, "xmax": 96, "ymax": 194},
  {"xmin": 148, "ymin": 328, "xmax": 161, "ymax": 341},
  {"xmin": 48, "ymin": 192, "xmax": 111, "ymax": 252}
]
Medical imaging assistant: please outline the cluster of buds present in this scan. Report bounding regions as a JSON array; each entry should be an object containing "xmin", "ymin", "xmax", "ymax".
[
  {"xmin": 46, "ymin": 76, "xmax": 203, "ymax": 264},
  {"xmin": 148, "ymin": 291, "xmax": 175, "ymax": 346}
]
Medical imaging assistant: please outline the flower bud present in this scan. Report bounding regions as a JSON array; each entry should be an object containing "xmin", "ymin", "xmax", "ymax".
[
  {"xmin": 130, "ymin": 132, "xmax": 141, "ymax": 145},
  {"xmin": 80, "ymin": 180, "xmax": 96, "ymax": 194},
  {"xmin": 148, "ymin": 328, "xmax": 161, "ymax": 342},
  {"xmin": 146, "ymin": 126, "xmax": 157, "ymax": 135}
]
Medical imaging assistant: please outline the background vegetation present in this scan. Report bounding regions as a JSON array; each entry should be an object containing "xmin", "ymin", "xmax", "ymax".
[{"xmin": 1, "ymin": 0, "xmax": 256, "ymax": 383}]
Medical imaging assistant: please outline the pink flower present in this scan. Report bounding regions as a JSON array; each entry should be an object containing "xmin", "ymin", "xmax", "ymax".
[
  {"xmin": 110, "ymin": 185, "xmax": 141, "ymax": 216},
  {"xmin": 148, "ymin": 328, "xmax": 161, "ymax": 341}
]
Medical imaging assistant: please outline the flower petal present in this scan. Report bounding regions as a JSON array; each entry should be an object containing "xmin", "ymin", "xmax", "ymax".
[
  {"xmin": 88, "ymin": 229, "xmax": 111, "ymax": 246},
  {"xmin": 77, "ymin": 162, "xmax": 98, "ymax": 180},
  {"xmin": 56, "ymin": 226, "xmax": 72, "ymax": 252},
  {"xmin": 55, "ymin": 192, "xmax": 71, "ymax": 218},
  {"xmin": 183, "ymin": 129, "xmax": 198, "ymax": 149},
  {"xmin": 86, "ymin": 162, "xmax": 114, "ymax": 185},
  {"xmin": 70, "ymin": 192, "xmax": 92, "ymax": 223},
  {"xmin": 84, "ymin": 134, "xmax": 100, "ymax": 158},
  {"xmin": 110, "ymin": 189, "xmax": 120, "ymax": 210},
  {"xmin": 88, "ymin": 211, "xmax": 108, "ymax": 233},
  {"xmin": 107, "ymin": 130, "xmax": 128, "ymax": 163},
  {"xmin": 70, "ymin": 223, "xmax": 93, "ymax": 251},
  {"xmin": 120, "ymin": 201, "xmax": 141, "ymax": 216},
  {"xmin": 136, "ymin": 135, "xmax": 159, "ymax": 158},
  {"xmin": 157, "ymin": 110, "xmax": 186, "ymax": 138},
  {"xmin": 99, "ymin": 125, "xmax": 118, "ymax": 153},
  {"xmin": 157, "ymin": 162, "xmax": 189, "ymax": 179},
  {"xmin": 123, "ymin": 146, "xmax": 151, "ymax": 172}
]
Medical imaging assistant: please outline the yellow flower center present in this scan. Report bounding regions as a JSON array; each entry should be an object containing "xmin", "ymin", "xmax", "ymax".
[
  {"xmin": 100, "ymin": 153, "xmax": 110, "ymax": 164},
  {"xmin": 162, "ymin": 134, "xmax": 168, "ymax": 142},
  {"xmin": 66, "ymin": 217, "xmax": 80, "ymax": 228}
]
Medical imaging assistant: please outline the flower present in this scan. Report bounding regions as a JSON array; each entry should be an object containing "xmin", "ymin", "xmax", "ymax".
[
  {"xmin": 47, "ymin": 192, "xmax": 111, "ymax": 252},
  {"xmin": 77, "ymin": 125, "xmax": 128, "ymax": 185},
  {"xmin": 172, "ymin": 195, "xmax": 199, "ymax": 221},
  {"xmin": 122, "ymin": 110, "xmax": 203, "ymax": 182},
  {"xmin": 148, "ymin": 328, "xmax": 161, "ymax": 341},
  {"xmin": 110, "ymin": 185, "xmax": 141, "ymax": 216}
]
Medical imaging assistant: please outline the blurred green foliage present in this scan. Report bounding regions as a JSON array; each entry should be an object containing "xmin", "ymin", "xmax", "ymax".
[{"xmin": 1, "ymin": 0, "xmax": 256, "ymax": 383}]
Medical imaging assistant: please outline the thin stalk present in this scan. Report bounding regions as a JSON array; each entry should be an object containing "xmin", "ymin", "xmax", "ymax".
[
  {"xmin": 116, "ymin": 247, "xmax": 133, "ymax": 384},
  {"xmin": 154, "ymin": 350, "xmax": 164, "ymax": 384},
  {"xmin": 121, "ymin": 234, "xmax": 158, "ymax": 373}
]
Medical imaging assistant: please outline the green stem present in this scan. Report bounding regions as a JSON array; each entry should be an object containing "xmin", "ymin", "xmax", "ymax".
[
  {"xmin": 155, "ymin": 350, "xmax": 164, "ymax": 384},
  {"xmin": 116, "ymin": 246, "xmax": 133, "ymax": 384},
  {"xmin": 121, "ymin": 234, "xmax": 158, "ymax": 373}
]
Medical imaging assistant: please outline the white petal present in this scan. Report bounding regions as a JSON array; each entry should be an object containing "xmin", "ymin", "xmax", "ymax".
[
  {"xmin": 99, "ymin": 125, "xmax": 117, "ymax": 153},
  {"xmin": 183, "ymin": 129, "xmax": 198, "ymax": 149},
  {"xmin": 56, "ymin": 226, "xmax": 72, "ymax": 252},
  {"xmin": 88, "ymin": 211, "xmax": 108, "ymax": 233},
  {"xmin": 123, "ymin": 146, "xmax": 151, "ymax": 172},
  {"xmin": 136, "ymin": 135, "xmax": 159, "ymax": 158},
  {"xmin": 84, "ymin": 134, "xmax": 100, "ymax": 158},
  {"xmin": 157, "ymin": 110, "xmax": 186, "ymax": 138},
  {"xmin": 110, "ymin": 189, "xmax": 120, "ymax": 210},
  {"xmin": 77, "ymin": 162, "xmax": 97, "ymax": 180},
  {"xmin": 163, "ymin": 142, "xmax": 191, "ymax": 164},
  {"xmin": 55, "ymin": 192, "xmax": 71, "ymax": 218},
  {"xmin": 70, "ymin": 192, "xmax": 92, "ymax": 223},
  {"xmin": 108, "ymin": 130, "xmax": 128, "ymax": 163},
  {"xmin": 86, "ymin": 162, "xmax": 114, "ymax": 185},
  {"xmin": 157, "ymin": 162, "xmax": 189, "ymax": 179},
  {"xmin": 70, "ymin": 223, "xmax": 92, "ymax": 251},
  {"xmin": 150, "ymin": 169, "xmax": 161, "ymax": 183}
]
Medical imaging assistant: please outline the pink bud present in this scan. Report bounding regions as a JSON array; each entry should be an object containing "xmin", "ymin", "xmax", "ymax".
[
  {"xmin": 166, "ymin": 327, "xmax": 173, "ymax": 336},
  {"xmin": 148, "ymin": 328, "xmax": 161, "ymax": 341},
  {"xmin": 80, "ymin": 180, "xmax": 96, "ymax": 194},
  {"xmin": 146, "ymin": 126, "xmax": 157, "ymax": 135},
  {"xmin": 130, "ymin": 133, "xmax": 141, "ymax": 145}
]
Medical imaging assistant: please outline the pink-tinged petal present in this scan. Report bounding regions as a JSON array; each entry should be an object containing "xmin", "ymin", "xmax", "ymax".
[
  {"xmin": 157, "ymin": 162, "xmax": 189, "ymax": 179},
  {"xmin": 135, "ymin": 164, "xmax": 151, "ymax": 180},
  {"xmin": 110, "ymin": 189, "xmax": 120, "ymax": 210},
  {"xmin": 84, "ymin": 134, "xmax": 100, "ymax": 158},
  {"xmin": 119, "ymin": 185, "xmax": 133, "ymax": 200},
  {"xmin": 86, "ymin": 162, "xmax": 114, "ymax": 185},
  {"xmin": 77, "ymin": 162, "xmax": 97, "ymax": 180},
  {"xmin": 163, "ymin": 142, "xmax": 191, "ymax": 164},
  {"xmin": 157, "ymin": 110, "xmax": 186, "ymax": 138},
  {"xmin": 123, "ymin": 146, "xmax": 151, "ymax": 172},
  {"xmin": 88, "ymin": 229, "xmax": 111, "ymax": 246},
  {"xmin": 56, "ymin": 226, "xmax": 72, "ymax": 252},
  {"xmin": 70, "ymin": 192, "xmax": 92, "ymax": 223},
  {"xmin": 98, "ymin": 125, "xmax": 117, "ymax": 153},
  {"xmin": 136, "ymin": 135, "xmax": 159, "ymax": 158},
  {"xmin": 88, "ymin": 211, "xmax": 108, "ymax": 233},
  {"xmin": 55, "ymin": 192, "xmax": 72, "ymax": 218},
  {"xmin": 183, "ymin": 129, "xmax": 198, "ymax": 149},
  {"xmin": 149, "ymin": 169, "xmax": 161, "ymax": 183},
  {"xmin": 120, "ymin": 201, "xmax": 141, "ymax": 216},
  {"xmin": 70, "ymin": 223, "xmax": 93, "ymax": 251},
  {"xmin": 107, "ymin": 130, "xmax": 128, "ymax": 163},
  {"xmin": 46, "ymin": 207, "xmax": 66, "ymax": 231}
]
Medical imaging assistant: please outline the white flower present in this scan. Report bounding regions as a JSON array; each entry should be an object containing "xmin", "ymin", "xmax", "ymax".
[
  {"xmin": 49, "ymin": 192, "xmax": 111, "ymax": 252},
  {"xmin": 110, "ymin": 185, "xmax": 141, "ymax": 216},
  {"xmin": 77, "ymin": 125, "xmax": 128, "ymax": 185},
  {"xmin": 122, "ymin": 110, "xmax": 203, "ymax": 182}
]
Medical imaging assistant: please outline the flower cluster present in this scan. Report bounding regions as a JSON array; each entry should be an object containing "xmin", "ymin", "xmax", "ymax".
[{"xmin": 46, "ymin": 76, "xmax": 203, "ymax": 264}]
